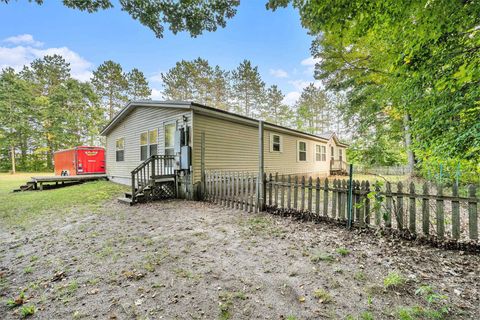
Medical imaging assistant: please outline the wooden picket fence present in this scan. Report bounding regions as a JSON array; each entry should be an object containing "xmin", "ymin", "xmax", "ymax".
[
  {"xmin": 204, "ymin": 171, "xmax": 259, "ymax": 213},
  {"xmin": 265, "ymin": 173, "xmax": 479, "ymax": 243},
  {"xmin": 203, "ymin": 171, "xmax": 479, "ymax": 245}
]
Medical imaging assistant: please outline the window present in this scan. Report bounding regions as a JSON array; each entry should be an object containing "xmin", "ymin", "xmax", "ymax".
[
  {"xmin": 164, "ymin": 123, "xmax": 176, "ymax": 156},
  {"xmin": 115, "ymin": 138, "xmax": 124, "ymax": 162},
  {"xmin": 149, "ymin": 129, "xmax": 158, "ymax": 156},
  {"xmin": 140, "ymin": 129, "xmax": 158, "ymax": 161},
  {"xmin": 298, "ymin": 141, "xmax": 307, "ymax": 161},
  {"xmin": 331, "ymin": 146, "xmax": 335, "ymax": 161},
  {"xmin": 339, "ymin": 148, "xmax": 343, "ymax": 162},
  {"xmin": 270, "ymin": 133, "xmax": 282, "ymax": 152},
  {"xmin": 316, "ymin": 145, "xmax": 326, "ymax": 161}
]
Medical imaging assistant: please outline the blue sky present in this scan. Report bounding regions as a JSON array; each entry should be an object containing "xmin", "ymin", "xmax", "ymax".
[{"xmin": 0, "ymin": 1, "xmax": 319, "ymax": 104}]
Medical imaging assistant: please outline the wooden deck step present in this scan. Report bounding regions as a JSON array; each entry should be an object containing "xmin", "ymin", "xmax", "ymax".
[{"xmin": 117, "ymin": 197, "xmax": 133, "ymax": 205}]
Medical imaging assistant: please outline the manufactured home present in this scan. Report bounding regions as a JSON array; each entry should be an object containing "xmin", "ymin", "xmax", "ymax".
[{"xmin": 100, "ymin": 101, "xmax": 348, "ymax": 202}]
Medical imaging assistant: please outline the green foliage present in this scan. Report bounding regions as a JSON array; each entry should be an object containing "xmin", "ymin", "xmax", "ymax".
[
  {"xmin": 383, "ymin": 272, "xmax": 406, "ymax": 289},
  {"xmin": 295, "ymin": 83, "xmax": 330, "ymax": 134},
  {"xmin": 231, "ymin": 60, "xmax": 266, "ymax": 117},
  {"xmin": 20, "ymin": 304, "xmax": 35, "ymax": 317},
  {"xmin": 336, "ymin": 247, "xmax": 350, "ymax": 256},
  {"xmin": 268, "ymin": 0, "xmax": 480, "ymax": 173},
  {"xmin": 310, "ymin": 252, "xmax": 335, "ymax": 263},
  {"xmin": 2, "ymin": 0, "xmax": 240, "ymax": 38},
  {"xmin": 313, "ymin": 288, "xmax": 332, "ymax": 303},
  {"xmin": 126, "ymin": 68, "xmax": 151, "ymax": 101}
]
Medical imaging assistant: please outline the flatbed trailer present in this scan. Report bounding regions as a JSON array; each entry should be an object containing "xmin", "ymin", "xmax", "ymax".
[{"xmin": 14, "ymin": 174, "xmax": 108, "ymax": 192}]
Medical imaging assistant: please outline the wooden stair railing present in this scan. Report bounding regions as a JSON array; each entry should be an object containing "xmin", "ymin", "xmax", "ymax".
[
  {"xmin": 130, "ymin": 155, "xmax": 176, "ymax": 204},
  {"xmin": 330, "ymin": 160, "xmax": 348, "ymax": 174}
]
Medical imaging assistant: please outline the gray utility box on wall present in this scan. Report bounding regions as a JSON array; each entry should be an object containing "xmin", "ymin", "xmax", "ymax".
[{"xmin": 180, "ymin": 146, "xmax": 191, "ymax": 170}]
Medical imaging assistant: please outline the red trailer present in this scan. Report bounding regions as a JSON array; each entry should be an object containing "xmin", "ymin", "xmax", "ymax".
[{"xmin": 53, "ymin": 146, "xmax": 105, "ymax": 176}]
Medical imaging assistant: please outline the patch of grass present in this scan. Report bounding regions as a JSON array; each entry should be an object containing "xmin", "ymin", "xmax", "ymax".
[
  {"xmin": 310, "ymin": 252, "xmax": 335, "ymax": 263},
  {"xmin": 285, "ymin": 316, "xmax": 298, "ymax": 320},
  {"xmin": 20, "ymin": 304, "xmax": 35, "ymax": 317},
  {"xmin": 354, "ymin": 271, "xmax": 367, "ymax": 282},
  {"xmin": 396, "ymin": 305, "xmax": 449, "ymax": 320},
  {"xmin": 173, "ymin": 268, "xmax": 200, "ymax": 280},
  {"xmin": 384, "ymin": 272, "xmax": 406, "ymax": 289},
  {"xmin": 218, "ymin": 291, "xmax": 247, "ymax": 320},
  {"xmin": 0, "ymin": 173, "xmax": 127, "ymax": 228},
  {"xmin": 23, "ymin": 266, "xmax": 33, "ymax": 274},
  {"xmin": 313, "ymin": 288, "xmax": 332, "ymax": 303},
  {"xmin": 415, "ymin": 285, "xmax": 447, "ymax": 305},
  {"xmin": 360, "ymin": 311, "xmax": 374, "ymax": 320},
  {"xmin": 336, "ymin": 247, "xmax": 351, "ymax": 256}
]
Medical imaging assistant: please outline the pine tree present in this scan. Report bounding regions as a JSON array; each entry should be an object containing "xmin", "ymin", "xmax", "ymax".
[
  {"xmin": 91, "ymin": 60, "xmax": 128, "ymax": 120},
  {"xmin": 295, "ymin": 84, "xmax": 330, "ymax": 135},
  {"xmin": 261, "ymin": 85, "xmax": 293, "ymax": 127},
  {"xmin": 231, "ymin": 60, "xmax": 265, "ymax": 117},
  {"xmin": 126, "ymin": 68, "xmax": 151, "ymax": 101}
]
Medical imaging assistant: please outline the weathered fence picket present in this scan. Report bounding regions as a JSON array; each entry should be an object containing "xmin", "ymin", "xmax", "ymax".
[{"xmin": 204, "ymin": 170, "xmax": 479, "ymax": 246}]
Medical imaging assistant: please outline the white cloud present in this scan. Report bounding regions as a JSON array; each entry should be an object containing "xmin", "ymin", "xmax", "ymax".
[
  {"xmin": 149, "ymin": 71, "xmax": 164, "ymax": 83},
  {"xmin": 0, "ymin": 35, "xmax": 93, "ymax": 81},
  {"xmin": 301, "ymin": 56, "xmax": 321, "ymax": 67},
  {"xmin": 288, "ymin": 79, "xmax": 322, "ymax": 91},
  {"xmin": 3, "ymin": 34, "xmax": 43, "ymax": 47},
  {"xmin": 283, "ymin": 91, "xmax": 301, "ymax": 106},
  {"xmin": 150, "ymin": 88, "xmax": 164, "ymax": 100},
  {"xmin": 269, "ymin": 68, "xmax": 288, "ymax": 78}
]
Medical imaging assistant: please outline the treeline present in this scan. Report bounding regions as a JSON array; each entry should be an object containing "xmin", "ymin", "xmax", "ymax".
[
  {"xmin": 161, "ymin": 58, "xmax": 344, "ymax": 134},
  {"xmin": 1, "ymin": 55, "xmax": 345, "ymax": 172},
  {"xmin": 0, "ymin": 55, "xmax": 151, "ymax": 172}
]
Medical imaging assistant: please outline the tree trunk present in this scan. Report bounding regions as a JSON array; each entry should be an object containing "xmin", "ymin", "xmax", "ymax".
[
  {"xmin": 10, "ymin": 144, "xmax": 16, "ymax": 174},
  {"xmin": 403, "ymin": 113, "xmax": 416, "ymax": 175}
]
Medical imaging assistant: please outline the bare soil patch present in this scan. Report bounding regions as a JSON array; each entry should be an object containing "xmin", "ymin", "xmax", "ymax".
[{"xmin": 1, "ymin": 200, "xmax": 479, "ymax": 319}]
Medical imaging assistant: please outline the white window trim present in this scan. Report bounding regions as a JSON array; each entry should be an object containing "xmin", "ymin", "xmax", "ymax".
[
  {"xmin": 164, "ymin": 121, "xmax": 177, "ymax": 154},
  {"xmin": 269, "ymin": 133, "xmax": 283, "ymax": 153},
  {"xmin": 297, "ymin": 140, "xmax": 308, "ymax": 162},
  {"xmin": 315, "ymin": 144, "xmax": 326, "ymax": 162},
  {"xmin": 115, "ymin": 137, "xmax": 125, "ymax": 162}
]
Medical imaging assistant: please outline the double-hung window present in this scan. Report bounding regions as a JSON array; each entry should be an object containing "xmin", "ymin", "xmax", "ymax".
[
  {"xmin": 316, "ymin": 145, "xmax": 326, "ymax": 161},
  {"xmin": 270, "ymin": 133, "xmax": 282, "ymax": 152},
  {"xmin": 298, "ymin": 141, "xmax": 307, "ymax": 161},
  {"xmin": 116, "ymin": 138, "xmax": 124, "ymax": 162},
  {"xmin": 164, "ymin": 123, "xmax": 176, "ymax": 156},
  {"xmin": 331, "ymin": 146, "xmax": 335, "ymax": 161},
  {"xmin": 339, "ymin": 148, "xmax": 343, "ymax": 162},
  {"xmin": 140, "ymin": 129, "xmax": 158, "ymax": 161}
]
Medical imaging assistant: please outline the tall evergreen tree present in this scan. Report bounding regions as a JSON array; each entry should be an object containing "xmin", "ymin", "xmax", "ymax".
[
  {"xmin": 91, "ymin": 60, "xmax": 128, "ymax": 120},
  {"xmin": 295, "ymin": 84, "xmax": 330, "ymax": 135},
  {"xmin": 260, "ymin": 85, "xmax": 292, "ymax": 127},
  {"xmin": 231, "ymin": 60, "xmax": 265, "ymax": 117},
  {"xmin": 126, "ymin": 68, "xmax": 151, "ymax": 101}
]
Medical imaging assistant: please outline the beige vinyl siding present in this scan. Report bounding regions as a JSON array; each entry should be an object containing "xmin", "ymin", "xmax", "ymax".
[
  {"xmin": 192, "ymin": 112, "xmax": 330, "ymax": 182},
  {"xmin": 105, "ymin": 106, "xmax": 191, "ymax": 183}
]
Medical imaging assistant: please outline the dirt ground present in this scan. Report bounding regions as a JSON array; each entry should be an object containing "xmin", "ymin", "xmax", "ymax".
[{"xmin": 1, "ymin": 199, "xmax": 479, "ymax": 319}]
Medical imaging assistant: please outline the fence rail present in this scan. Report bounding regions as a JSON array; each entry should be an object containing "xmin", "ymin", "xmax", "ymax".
[
  {"xmin": 265, "ymin": 174, "xmax": 478, "ymax": 243},
  {"xmin": 353, "ymin": 165, "xmax": 412, "ymax": 176},
  {"xmin": 203, "ymin": 170, "xmax": 479, "ymax": 245}
]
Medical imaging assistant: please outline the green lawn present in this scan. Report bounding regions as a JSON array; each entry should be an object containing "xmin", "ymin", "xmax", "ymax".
[{"xmin": 0, "ymin": 172, "xmax": 127, "ymax": 228}]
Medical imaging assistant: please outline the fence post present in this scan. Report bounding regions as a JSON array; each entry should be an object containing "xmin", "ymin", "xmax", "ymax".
[
  {"xmin": 385, "ymin": 182, "xmax": 392, "ymax": 228},
  {"xmin": 274, "ymin": 172, "xmax": 279, "ymax": 207},
  {"xmin": 347, "ymin": 164, "xmax": 354, "ymax": 228},
  {"xmin": 315, "ymin": 177, "xmax": 320, "ymax": 217},
  {"xmin": 359, "ymin": 181, "xmax": 365, "ymax": 227},
  {"xmin": 396, "ymin": 182, "xmax": 404, "ymax": 230},
  {"xmin": 408, "ymin": 182, "xmax": 416, "ymax": 234},
  {"xmin": 293, "ymin": 176, "xmax": 298, "ymax": 210},
  {"xmin": 374, "ymin": 182, "xmax": 381, "ymax": 226},
  {"xmin": 250, "ymin": 172, "xmax": 255, "ymax": 213},
  {"xmin": 307, "ymin": 177, "xmax": 313, "ymax": 213},
  {"xmin": 332, "ymin": 179, "xmax": 337, "ymax": 219},
  {"xmin": 354, "ymin": 181, "xmax": 360, "ymax": 222},
  {"xmin": 231, "ymin": 172, "xmax": 235, "ymax": 209},
  {"xmin": 452, "ymin": 183, "xmax": 460, "ymax": 240},
  {"xmin": 287, "ymin": 175, "xmax": 292, "ymax": 209},
  {"xmin": 323, "ymin": 178, "xmax": 329, "ymax": 217},
  {"xmin": 422, "ymin": 183, "xmax": 429, "ymax": 235},
  {"xmin": 365, "ymin": 181, "xmax": 370, "ymax": 225},
  {"xmin": 436, "ymin": 184, "xmax": 445, "ymax": 238},
  {"xmin": 300, "ymin": 176, "xmax": 306, "ymax": 212},
  {"xmin": 243, "ymin": 172, "xmax": 247, "ymax": 212},
  {"xmin": 341, "ymin": 180, "xmax": 347, "ymax": 221},
  {"xmin": 468, "ymin": 185, "xmax": 478, "ymax": 240},
  {"xmin": 268, "ymin": 173, "xmax": 272, "ymax": 207}
]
